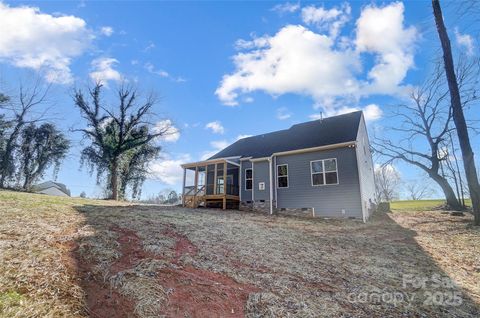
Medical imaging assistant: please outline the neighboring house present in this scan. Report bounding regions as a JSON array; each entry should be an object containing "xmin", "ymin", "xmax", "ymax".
[
  {"xmin": 181, "ymin": 111, "xmax": 375, "ymax": 221},
  {"xmin": 32, "ymin": 181, "xmax": 71, "ymax": 197}
]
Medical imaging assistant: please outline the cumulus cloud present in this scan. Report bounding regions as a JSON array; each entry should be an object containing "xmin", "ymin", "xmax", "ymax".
[
  {"xmin": 154, "ymin": 120, "xmax": 180, "ymax": 143},
  {"xmin": 89, "ymin": 57, "xmax": 122, "ymax": 85},
  {"xmin": 216, "ymin": 2, "xmax": 416, "ymax": 120},
  {"xmin": 301, "ymin": 3, "xmax": 351, "ymax": 38},
  {"xmin": 149, "ymin": 153, "xmax": 191, "ymax": 185},
  {"xmin": 271, "ymin": 2, "xmax": 300, "ymax": 14},
  {"xmin": 100, "ymin": 26, "xmax": 114, "ymax": 36},
  {"xmin": 309, "ymin": 103, "xmax": 382, "ymax": 122},
  {"xmin": 276, "ymin": 107, "xmax": 292, "ymax": 120},
  {"xmin": 0, "ymin": 2, "xmax": 93, "ymax": 84},
  {"xmin": 201, "ymin": 140, "xmax": 230, "ymax": 160},
  {"xmin": 454, "ymin": 28, "xmax": 474, "ymax": 56},
  {"xmin": 355, "ymin": 2, "xmax": 417, "ymax": 95},
  {"xmin": 216, "ymin": 25, "xmax": 360, "ymax": 107},
  {"xmin": 205, "ymin": 121, "xmax": 225, "ymax": 134}
]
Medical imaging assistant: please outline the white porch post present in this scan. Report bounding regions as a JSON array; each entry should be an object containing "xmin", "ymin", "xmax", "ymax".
[{"xmin": 181, "ymin": 168, "xmax": 186, "ymax": 207}]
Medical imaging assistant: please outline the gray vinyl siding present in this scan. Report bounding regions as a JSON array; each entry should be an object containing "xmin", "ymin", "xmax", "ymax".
[
  {"xmin": 240, "ymin": 161, "xmax": 252, "ymax": 202},
  {"xmin": 275, "ymin": 147, "xmax": 362, "ymax": 218},
  {"xmin": 252, "ymin": 160, "xmax": 270, "ymax": 201},
  {"xmin": 355, "ymin": 115, "xmax": 376, "ymax": 220}
]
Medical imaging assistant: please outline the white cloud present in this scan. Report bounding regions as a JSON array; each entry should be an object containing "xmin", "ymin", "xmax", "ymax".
[
  {"xmin": 143, "ymin": 41, "xmax": 155, "ymax": 52},
  {"xmin": 144, "ymin": 62, "xmax": 185, "ymax": 82},
  {"xmin": 271, "ymin": 2, "xmax": 300, "ymax": 14},
  {"xmin": 201, "ymin": 140, "xmax": 230, "ymax": 160},
  {"xmin": 355, "ymin": 2, "xmax": 417, "ymax": 95},
  {"xmin": 205, "ymin": 121, "xmax": 225, "ymax": 134},
  {"xmin": 154, "ymin": 119, "xmax": 180, "ymax": 143},
  {"xmin": 216, "ymin": 25, "xmax": 360, "ymax": 107},
  {"xmin": 276, "ymin": 107, "xmax": 292, "ymax": 120},
  {"xmin": 217, "ymin": 2, "xmax": 416, "ymax": 118},
  {"xmin": 0, "ymin": 2, "xmax": 93, "ymax": 84},
  {"xmin": 100, "ymin": 26, "xmax": 114, "ymax": 36},
  {"xmin": 89, "ymin": 57, "xmax": 122, "ymax": 85},
  {"xmin": 301, "ymin": 3, "xmax": 351, "ymax": 38},
  {"xmin": 144, "ymin": 62, "xmax": 169, "ymax": 77},
  {"xmin": 454, "ymin": 28, "xmax": 474, "ymax": 56},
  {"xmin": 309, "ymin": 103, "xmax": 382, "ymax": 122},
  {"xmin": 149, "ymin": 153, "xmax": 191, "ymax": 185},
  {"xmin": 236, "ymin": 134, "xmax": 253, "ymax": 140}
]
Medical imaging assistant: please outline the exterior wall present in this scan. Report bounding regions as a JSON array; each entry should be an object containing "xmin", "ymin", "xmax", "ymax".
[
  {"xmin": 240, "ymin": 160, "xmax": 252, "ymax": 202},
  {"xmin": 36, "ymin": 187, "xmax": 70, "ymax": 197},
  {"xmin": 275, "ymin": 147, "xmax": 363, "ymax": 218},
  {"xmin": 355, "ymin": 115, "xmax": 376, "ymax": 220},
  {"xmin": 252, "ymin": 160, "xmax": 270, "ymax": 202}
]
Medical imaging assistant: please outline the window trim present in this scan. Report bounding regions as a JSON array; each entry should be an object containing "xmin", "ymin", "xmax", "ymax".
[
  {"xmin": 245, "ymin": 168, "xmax": 253, "ymax": 191},
  {"xmin": 276, "ymin": 164, "xmax": 289, "ymax": 189},
  {"xmin": 310, "ymin": 158, "xmax": 339, "ymax": 186}
]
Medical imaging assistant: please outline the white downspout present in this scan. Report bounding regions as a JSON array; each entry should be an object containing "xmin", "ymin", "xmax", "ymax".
[{"xmin": 269, "ymin": 157, "xmax": 273, "ymax": 215}]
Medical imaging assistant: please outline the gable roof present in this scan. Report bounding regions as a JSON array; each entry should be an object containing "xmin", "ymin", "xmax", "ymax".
[
  {"xmin": 209, "ymin": 111, "xmax": 363, "ymax": 160},
  {"xmin": 33, "ymin": 181, "xmax": 70, "ymax": 196}
]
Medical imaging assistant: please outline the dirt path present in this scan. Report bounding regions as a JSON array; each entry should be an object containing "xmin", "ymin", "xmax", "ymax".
[{"xmin": 75, "ymin": 224, "xmax": 257, "ymax": 318}]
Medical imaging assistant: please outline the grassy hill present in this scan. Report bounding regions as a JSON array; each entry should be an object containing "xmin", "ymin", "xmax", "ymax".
[{"xmin": 0, "ymin": 190, "xmax": 479, "ymax": 317}]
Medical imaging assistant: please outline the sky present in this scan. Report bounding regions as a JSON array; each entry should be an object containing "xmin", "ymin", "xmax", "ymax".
[{"xmin": 0, "ymin": 0, "xmax": 478, "ymax": 199}]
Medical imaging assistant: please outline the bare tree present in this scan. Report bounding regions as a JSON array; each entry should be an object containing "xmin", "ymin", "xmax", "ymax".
[
  {"xmin": 373, "ymin": 63, "xmax": 464, "ymax": 210},
  {"xmin": 0, "ymin": 79, "xmax": 50, "ymax": 188},
  {"xmin": 374, "ymin": 165, "xmax": 401, "ymax": 203},
  {"xmin": 432, "ymin": 0, "xmax": 480, "ymax": 225},
  {"xmin": 405, "ymin": 181, "xmax": 433, "ymax": 201}
]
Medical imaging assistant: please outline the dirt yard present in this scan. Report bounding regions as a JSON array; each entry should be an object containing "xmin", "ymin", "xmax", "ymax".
[{"xmin": 0, "ymin": 190, "xmax": 479, "ymax": 317}]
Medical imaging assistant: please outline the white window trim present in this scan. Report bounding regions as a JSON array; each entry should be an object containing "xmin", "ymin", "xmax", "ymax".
[
  {"xmin": 245, "ymin": 168, "xmax": 253, "ymax": 191},
  {"xmin": 310, "ymin": 158, "xmax": 339, "ymax": 186},
  {"xmin": 276, "ymin": 164, "xmax": 289, "ymax": 189}
]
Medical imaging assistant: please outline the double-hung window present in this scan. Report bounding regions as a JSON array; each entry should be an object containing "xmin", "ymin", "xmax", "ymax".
[
  {"xmin": 245, "ymin": 168, "xmax": 253, "ymax": 190},
  {"xmin": 311, "ymin": 158, "xmax": 338, "ymax": 186},
  {"xmin": 277, "ymin": 164, "xmax": 288, "ymax": 188}
]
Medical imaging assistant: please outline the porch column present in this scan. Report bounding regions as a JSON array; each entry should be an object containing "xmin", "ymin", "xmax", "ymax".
[
  {"xmin": 181, "ymin": 168, "xmax": 186, "ymax": 207},
  {"xmin": 223, "ymin": 161, "xmax": 227, "ymax": 210},
  {"xmin": 213, "ymin": 163, "xmax": 217, "ymax": 195}
]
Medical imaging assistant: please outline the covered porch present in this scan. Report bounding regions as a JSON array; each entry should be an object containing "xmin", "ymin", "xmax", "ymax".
[{"xmin": 181, "ymin": 158, "xmax": 240, "ymax": 209}]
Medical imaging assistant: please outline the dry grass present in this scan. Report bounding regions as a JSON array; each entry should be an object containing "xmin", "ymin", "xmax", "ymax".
[{"xmin": 0, "ymin": 189, "xmax": 479, "ymax": 317}]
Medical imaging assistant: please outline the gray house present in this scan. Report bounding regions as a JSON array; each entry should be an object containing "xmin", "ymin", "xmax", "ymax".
[
  {"xmin": 32, "ymin": 181, "xmax": 71, "ymax": 197},
  {"xmin": 181, "ymin": 111, "xmax": 375, "ymax": 221}
]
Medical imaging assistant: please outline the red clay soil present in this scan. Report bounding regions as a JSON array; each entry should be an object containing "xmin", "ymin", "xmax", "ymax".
[
  {"xmin": 72, "ymin": 224, "xmax": 258, "ymax": 318},
  {"xmin": 110, "ymin": 226, "xmax": 151, "ymax": 273},
  {"xmin": 160, "ymin": 224, "xmax": 258, "ymax": 317},
  {"xmin": 69, "ymin": 235, "xmax": 136, "ymax": 318}
]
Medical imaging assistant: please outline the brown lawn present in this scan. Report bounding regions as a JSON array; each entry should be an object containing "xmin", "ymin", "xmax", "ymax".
[{"xmin": 0, "ymin": 190, "xmax": 479, "ymax": 317}]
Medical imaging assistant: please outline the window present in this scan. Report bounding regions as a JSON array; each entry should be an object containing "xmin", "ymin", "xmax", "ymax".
[
  {"xmin": 311, "ymin": 158, "xmax": 338, "ymax": 186},
  {"xmin": 245, "ymin": 168, "xmax": 252, "ymax": 190},
  {"xmin": 277, "ymin": 164, "xmax": 288, "ymax": 188}
]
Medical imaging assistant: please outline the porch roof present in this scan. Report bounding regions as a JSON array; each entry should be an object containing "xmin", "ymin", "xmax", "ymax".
[{"xmin": 181, "ymin": 156, "xmax": 241, "ymax": 169}]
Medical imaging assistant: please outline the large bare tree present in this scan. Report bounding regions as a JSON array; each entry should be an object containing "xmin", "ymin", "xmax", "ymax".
[
  {"xmin": 373, "ymin": 65, "xmax": 463, "ymax": 210},
  {"xmin": 74, "ymin": 83, "xmax": 172, "ymax": 200},
  {"xmin": 432, "ymin": 0, "xmax": 480, "ymax": 225}
]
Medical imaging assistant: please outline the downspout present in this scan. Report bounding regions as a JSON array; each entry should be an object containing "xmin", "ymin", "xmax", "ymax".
[{"xmin": 269, "ymin": 156, "xmax": 273, "ymax": 215}]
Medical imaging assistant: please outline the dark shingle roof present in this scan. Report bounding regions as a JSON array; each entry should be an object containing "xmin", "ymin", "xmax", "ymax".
[{"xmin": 209, "ymin": 111, "xmax": 363, "ymax": 160}]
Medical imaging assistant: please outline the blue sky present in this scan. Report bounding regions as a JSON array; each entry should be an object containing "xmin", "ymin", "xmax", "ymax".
[{"xmin": 0, "ymin": 1, "xmax": 478, "ymax": 198}]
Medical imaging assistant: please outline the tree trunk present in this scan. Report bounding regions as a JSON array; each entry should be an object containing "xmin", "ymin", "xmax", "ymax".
[
  {"xmin": 432, "ymin": 0, "xmax": 480, "ymax": 225},
  {"xmin": 111, "ymin": 158, "xmax": 119, "ymax": 200},
  {"xmin": 430, "ymin": 172, "xmax": 463, "ymax": 210}
]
